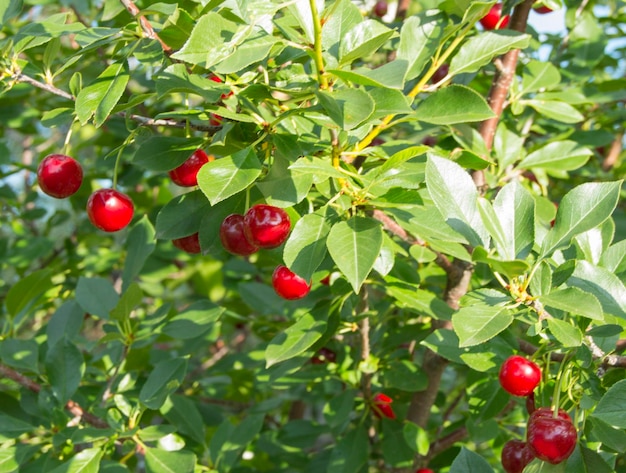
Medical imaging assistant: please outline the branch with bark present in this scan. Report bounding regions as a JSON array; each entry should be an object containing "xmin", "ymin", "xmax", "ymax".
[
  {"xmin": 119, "ymin": 0, "xmax": 172, "ymax": 54},
  {"xmin": 0, "ymin": 363, "xmax": 108, "ymax": 429}
]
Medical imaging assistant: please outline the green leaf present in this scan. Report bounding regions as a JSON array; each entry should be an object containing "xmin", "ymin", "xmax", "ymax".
[
  {"xmin": 132, "ymin": 137, "xmax": 205, "ymax": 172},
  {"xmin": 0, "ymin": 414, "xmax": 34, "ymax": 438},
  {"xmin": 197, "ymin": 148, "xmax": 262, "ymax": 205},
  {"xmin": 518, "ymin": 140, "xmax": 592, "ymax": 171},
  {"xmin": 539, "ymin": 287, "xmax": 603, "ymax": 320},
  {"xmin": 472, "ymin": 247, "xmax": 530, "ymax": 279},
  {"xmin": 414, "ymin": 85, "xmax": 496, "ymax": 125},
  {"xmin": 156, "ymin": 64, "xmax": 228, "ymax": 101},
  {"xmin": 564, "ymin": 445, "xmax": 613, "ymax": 473},
  {"xmin": 321, "ymin": 0, "xmax": 362, "ymax": 52},
  {"xmin": 144, "ymin": 447, "xmax": 196, "ymax": 473},
  {"xmin": 256, "ymin": 154, "xmax": 312, "ymax": 207},
  {"xmin": 387, "ymin": 285, "xmax": 454, "ymax": 319},
  {"xmin": 492, "ymin": 180, "xmax": 535, "ymax": 259},
  {"xmin": 75, "ymin": 276, "xmax": 119, "ymax": 319},
  {"xmin": 452, "ymin": 304, "xmax": 513, "ymax": 347},
  {"xmin": 449, "ymin": 30, "xmax": 530, "ymax": 75},
  {"xmin": 327, "ymin": 217, "xmax": 383, "ymax": 293},
  {"xmin": 381, "ymin": 420, "xmax": 414, "ymax": 466},
  {"xmin": 397, "ymin": 12, "xmax": 445, "ymax": 81},
  {"xmin": 210, "ymin": 414, "xmax": 264, "ymax": 469},
  {"xmin": 265, "ymin": 302, "xmax": 329, "ymax": 367},
  {"xmin": 547, "ymin": 319, "xmax": 582, "ymax": 347},
  {"xmin": 317, "ymin": 88, "xmax": 375, "ymax": 130},
  {"xmin": 369, "ymin": 87, "xmax": 413, "ymax": 117},
  {"xmin": 0, "ymin": 339, "xmax": 39, "ymax": 373},
  {"xmin": 339, "ymin": 19, "xmax": 395, "ymax": 65},
  {"xmin": 541, "ymin": 181, "xmax": 622, "ymax": 257},
  {"xmin": 287, "ymin": 0, "xmax": 325, "ymax": 43},
  {"xmin": 139, "ymin": 358, "xmax": 188, "ymax": 410},
  {"xmin": 5, "ymin": 268, "xmax": 53, "ymax": 317},
  {"xmin": 524, "ymin": 99, "xmax": 584, "ymax": 123},
  {"xmin": 402, "ymin": 423, "xmax": 429, "ymax": 456},
  {"xmin": 426, "ymin": 155, "xmax": 489, "ymax": 247},
  {"xmin": 600, "ymin": 238, "xmax": 626, "ymax": 274},
  {"xmin": 45, "ymin": 339, "xmax": 85, "ymax": 404},
  {"xmin": 567, "ymin": 261, "xmax": 626, "ymax": 319},
  {"xmin": 47, "ymin": 448, "xmax": 103, "ymax": 473},
  {"xmin": 449, "ymin": 447, "xmax": 494, "ymax": 473},
  {"xmin": 283, "ymin": 213, "xmax": 331, "ymax": 281},
  {"xmin": 384, "ymin": 360, "xmax": 428, "ymax": 392},
  {"xmin": 593, "ymin": 379, "xmax": 626, "ymax": 428},
  {"xmin": 0, "ymin": 446, "xmax": 19, "ymax": 472},
  {"xmin": 162, "ymin": 300, "xmax": 224, "ymax": 340},
  {"xmin": 110, "ymin": 283, "xmax": 142, "ymax": 322},
  {"xmin": 328, "ymin": 427, "xmax": 369, "ymax": 473},
  {"xmin": 213, "ymin": 31, "xmax": 277, "ymax": 74},
  {"xmin": 289, "ymin": 156, "xmax": 347, "ymax": 181},
  {"xmin": 521, "ymin": 60, "xmax": 561, "ymax": 94},
  {"xmin": 330, "ymin": 61, "xmax": 408, "ymax": 90},
  {"xmin": 0, "ymin": 0, "xmax": 22, "ymax": 29},
  {"xmin": 161, "ymin": 395, "xmax": 206, "ymax": 444},
  {"xmin": 47, "ymin": 301, "xmax": 84, "ymax": 347},
  {"xmin": 589, "ymin": 417, "xmax": 626, "ymax": 452},
  {"xmin": 122, "ymin": 216, "xmax": 156, "ymax": 292},
  {"xmin": 155, "ymin": 190, "xmax": 209, "ymax": 240},
  {"xmin": 75, "ymin": 62, "xmax": 129, "ymax": 127}
]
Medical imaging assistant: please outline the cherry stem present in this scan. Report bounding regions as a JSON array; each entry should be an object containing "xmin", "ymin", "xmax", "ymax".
[
  {"xmin": 552, "ymin": 353, "xmax": 571, "ymax": 418},
  {"xmin": 62, "ymin": 119, "xmax": 76, "ymax": 156}
]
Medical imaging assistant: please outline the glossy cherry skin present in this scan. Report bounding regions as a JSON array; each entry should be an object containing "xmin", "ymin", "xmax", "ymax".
[
  {"xmin": 172, "ymin": 233, "xmax": 201, "ymax": 254},
  {"xmin": 431, "ymin": 63, "xmax": 449, "ymax": 83},
  {"xmin": 499, "ymin": 355, "xmax": 541, "ymax": 396},
  {"xmin": 168, "ymin": 149, "xmax": 212, "ymax": 187},
  {"xmin": 86, "ymin": 189, "xmax": 134, "ymax": 232},
  {"xmin": 311, "ymin": 347, "xmax": 337, "ymax": 364},
  {"xmin": 534, "ymin": 5, "xmax": 553, "ymax": 13},
  {"xmin": 480, "ymin": 4, "xmax": 510, "ymax": 29},
  {"xmin": 272, "ymin": 266, "xmax": 311, "ymax": 300},
  {"xmin": 37, "ymin": 154, "xmax": 83, "ymax": 198},
  {"xmin": 373, "ymin": 0, "xmax": 388, "ymax": 17},
  {"xmin": 243, "ymin": 204, "xmax": 291, "ymax": 249},
  {"xmin": 527, "ymin": 410, "xmax": 577, "ymax": 464},
  {"xmin": 220, "ymin": 214, "xmax": 259, "ymax": 256},
  {"xmin": 372, "ymin": 393, "xmax": 396, "ymax": 419},
  {"xmin": 415, "ymin": 470, "xmax": 434, "ymax": 473},
  {"xmin": 501, "ymin": 440, "xmax": 535, "ymax": 473}
]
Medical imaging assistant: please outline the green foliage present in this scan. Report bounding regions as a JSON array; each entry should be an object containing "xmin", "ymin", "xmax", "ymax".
[{"xmin": 0, "ymin": 0, "xmax": 625, "ymax": 471}]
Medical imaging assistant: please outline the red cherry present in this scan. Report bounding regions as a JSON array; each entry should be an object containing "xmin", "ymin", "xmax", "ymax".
[
  {"xmin": 168, "ymin": 149, "xmax": 212, "ymax": 187},
  {"xmin": 86, "ymin": 189, "xmax": 134, "ymax": 232},
  {"xmin": 311, "ymin": 347, "xmax": 337, "ymax": 364},
  {"xmin": 422, "ymin": 136, "xmax": 437, "ymax": 147},
  {"xmin": 416, "ymin": 470, "xmax": 435, "ymax": 473},
  {"xmin": 272, "ymin": 266, "xmax": 311, "ymax": 300},
  {"xmin": 480, "ymin": 4, "xmax": 510, "ymax": 29},
  {"xmin": 172, "ymin": 233, "xmax": 201, "ymax": 254},
  {"xmin": 372, "ymin": 393, "xmax": 396, "ymax": 419},
  {"xmin": 220, "ymin": 214, "xmax": 259, "ymax": 256},
  {"xmin": 499, "ymin": 355, "xmax": 541, "ymax": 396},
  {"xmin": 320, "ymin": 274, "xmax": 331, "ymax": 286},
  {"xmin": 37, "ymin": 154, "xmax": 83, "ymax": 198},
  {"xmin": 431, "ymin": 63, "xmax": 449, "ymax": 83},
  {"xmin": 501, "ymin": 440, "xmax": 535, "ymax": 473},
  {"xmin": 243, "ymin": 204, "xmax": 291, "ymax": 249},
  {"xmin": 209, "ymin": 74, "xmax": 233, "ymax": 100},
  {"xmin": 373, "ymin": 0, "xmax": 388, "ymax": 17},
  {"xmin": 534, "ymin": 5, "xmax": 553, "ymax": 13},
  {"xmin": 209, "ymin": 113, "xmax": 223, "ymax": 126},
  {"xmin": 527, "ymin": 409, "xmax": 577, "ymax": 464},
  {"xmin": 526, "ymin": 392, "xmax": 536, "ymax": 415}
]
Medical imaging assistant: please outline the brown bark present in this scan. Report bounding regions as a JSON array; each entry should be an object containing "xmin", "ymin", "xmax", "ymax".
[{"xmin": 602, "ymin": 132, "xmax": 623, "ymax": 171}]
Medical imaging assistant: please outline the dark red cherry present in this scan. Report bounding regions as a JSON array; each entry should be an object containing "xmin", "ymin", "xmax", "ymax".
[
  {"xmin": 527, "ymin": 409, "xmax": 577, "ymax": 464},
  {"xmin": 311, "ymin": 347, "xmax": 337, "ymax": 364},
  {"xmin": 431, "ymin": 64, "xmax": 449, "ymax": 83},
  {"xmin": 272, "ymin": 266, "xmax": 311, "ymax": 300},
  {"xmin": 220, "ymin": 214, "xmax": 259, "ymax": 256},
  {"xmin": 169, "ymin": 149, "xmax": 212, "ymax": 187},
  {"xmin": 480, "ymin": 4, "xmax": 510, "ymax": 29},
  {"xmin": 243, "ymin": 204, "xmax": 291, "ymax": 249},
  {"xmin": 534, "ymin": 5, "xmax": 553, "ymax": 13},
  {"xmin": 501, "ymin": 440, "xmax": 535, "ymax": 473},
  {"xmin": 86, "ymin": 189, "xmax": 134, "ymax": 232},
  {"xmin": 172, "ymin": 233, "xmax": 201, "ymax": 254},
  {"xmin": 373, "ymin": 0, "xmax": 388, "ymax": 17},
  {"xmin": 499, "ymin": 355, "xmax": 541, "ymax": 396},
  {"xmin": 37, "ymin": 154, "xmax": 83, "ymax": 198}
]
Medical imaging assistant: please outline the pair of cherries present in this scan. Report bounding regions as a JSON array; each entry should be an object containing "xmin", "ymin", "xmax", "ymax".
[
  {"xmin": 37, "ymin": 154, "xmax": 134, "ymax": 232},
  {"xmin": 220, "ymin": 204, "xmax": 311, "ymax": 300},
  {"xmin": 499, "ymin": 356, "xmax": 577, "ymax": 471}
]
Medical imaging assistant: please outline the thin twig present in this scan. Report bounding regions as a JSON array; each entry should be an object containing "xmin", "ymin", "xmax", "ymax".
[
  {"xmin": 602, "ymin": 132, "xmax": 623, "ymax": 171},
  {"xmin": 119, "ymin": 0, "xmax": 172, "ymax": 53},
  {"xmin": 0, "ymin": 363, "xmax": 108, "ymax": 429}
]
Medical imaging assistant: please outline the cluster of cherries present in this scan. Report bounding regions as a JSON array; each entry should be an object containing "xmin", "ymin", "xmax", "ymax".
[
  {"xmin": 37, "ymin": 148, "xmax": 312, "ymax": 301},
  {"xmin": 499, "ymin": 355, "xmax": 577, "ymax": 472}
]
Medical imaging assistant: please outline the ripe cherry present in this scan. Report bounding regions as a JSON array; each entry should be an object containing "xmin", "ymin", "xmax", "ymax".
[
  {"xmin": 480, "ymin": 4, "xmax": 510, "ymax": 29},
  {"xmin": 534, "ymin": 5, "xmax": 553, "ymax": 13},
  {"xmin": 272, "ymin": 265, "xmax": 311, "ymax": 300},
  {"xmin": 415, "ymin": 470, "xmax": 434, "ymax": 473},
  {"xmin": 501, "ymin": 440, "xmax": 535, "ymax": 473},
  {"xmin": 373, "ymin": 0, "xmax": 388, "ymax": 17},
  {"xmin": 86, "ymin": 189, "xmax": 134, "ymax": 232},
  {"xmin": 209, "ymin": 113, "xmax": 223, "ymax": 126},
  {"xmin": 499, "ymin": 355, "xmax": 541, "ymax": 396},
  {"xmin": 431, "ymin": 63, "xmax": 449, "ymax": 84},
  {"xmin": 372, "ymin": 393, "xmax": 396, "ymax": 419},
  {"xmin": 209, "ymin": 74, "xmax": 233, "ymax": 100},
  {"xmin": 243, "ymin": 204, "xmax": 291, "ymax": 249},
  {"xmin": 37, "ymin": 154, "xmax": 83, "ymax": 198},
  {"xmin": 527, "ymin": 409, "xmax": 577, "ymax": 464},
  {"xmin": 311, "ymin": 347, "xmax": 337, "ymax": 364},
  {"xmin": 168, "ymin": 149, "xmax": 212, "ymax": 187},
  {"xmin": 320, "ymin": 274, "xmax": 331, "ymax": 286},
  {"xmin": 220, "ymin": 214, "xmax": 259, "ymax": 256},
  {"xmin": 173, "ymin": 233, "xmax": 201, "ymax": 254}
]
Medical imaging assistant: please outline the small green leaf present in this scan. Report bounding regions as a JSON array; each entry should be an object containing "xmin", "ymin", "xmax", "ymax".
[
  {"xmin": 162, "ymin": 300, "xmax": 224, "ymax": 340},
  {"xmin": 592, "ymin": 379, "xmax": 626, "ymax": 429},
  {"xmin": 283, "ymin": 213, "xmax": 331, "ymax": 281},
  {"xmin": 256, "ymin": 154, "xmax": 312, "ymax": 207},
  {"xmin": 0, "ymin": 339, "xmax": 39, "ymax": 373},
  {"xmin": 110, "ymin": 283, "xmax": 142, "ymax": 322},
  {"xmin": 5, "ymin": 268, "xmax": 53, "ymax": 317},
  {"xmin": 197, "ymin": 148, "xmax": 262, "ymax": 205},
  {"xmin": 0, "ymin": 446, "xmax": 19, "ymax": 472},
  {"xmin": 155, "ymin": 190, "xmax": 209, "ymax": 240},
  {"xmin": 449, "ymin": 30, "xmax": 530, "ymax": 75},
  {"xmin": 122, "ymin": 216, "xmax": 156, "ymax": 292},
  {"xmin": 402, "ymin": 423, "xmax": 430, "ymax": 456},
  {"xmin": 541, "ymin": 181, "xmax": 622, "ymax": 257},
  {"xmin": 524, "ymin": 99, "xmax": 584, "ymax": 123},
  {"xmin": 492, "ymin": 180, "xmax": 535, "ymax": 260},
  {"xmin": 45, "ymin": 339, "xmax": 85, "ymax": 404},
  {"xmin": 75, "ymin": 276, "xmax": 119, "ymax": 319},
  {"xmin": 539, "ymin": 287, "xmax": 603, "ymax": 320},
  {"xmin": 449, "ymin": 447, "xmax": 494, "ymax": 473},
  {"xmin": 328, "ymin": 427, "xmax": 369, "ymax": 473},
  {"xmin": 139, "ymin": 358, "xmax": 188, "ymax": 410},
  {"xmin": 397, "ymin": 12, "xmax": 445, "ymax": 81},
  {"xmin": 47, "ymin": 448, "xmax": 103, "ymax": 473},
  {"xmin": 75, "ymin": 62, "xmax": 129, "ymax": 127},
  {"xmin": 265, "ymin": 303, "xmax": 329, "ymax": 367},
  {"xmin": 522, "ymin": 60, "xmax": 561, "ymax": 94},
  {"xmin": 327, "ymin": 217, "xmax": 383, "ymax": 293},
  {"xmin": 144, "ymin": 447, "xmax": 196, "ymax": 473},
  {"xmin": 289, "ymin": 156, "xmax": 348, "ymax": 181},
  {"xmin": 339, "ymin": 19, "xmax": 395, "ymax": 65},
  {"xmin": 317, "ymin": 88, "xmax": 375, "ymax": 130},
  {"xmin": 414, "ymin": 85, "xmax": 496, "ymax": 125},
  {"xmin": 547, "ymin": 319, "xmax": 582, "ymax": 347},
  {"xmin": 453, "ymin": 305, "xmax": 513, "ymax": 348},
  {"xmin": 132, "ymin": 137, "xmax": 205, "ymax": 172},
  {"xmin": 567, "ymin": 261, "xmax": 626, "ymax": 319},
  {"xmin": 384, "ymin": 360, "xmax": 428, "ymax": 392},
  {"xmin": 518, "ymin": 140, "xmax": 592, "ymax": 171},
  {"xmin": 47, "ymin": 301, "xmax": 84, "ymax": 347},
  {"xmin": 161, "ymin": 395, "xmax": 206, "ymax": 444}
]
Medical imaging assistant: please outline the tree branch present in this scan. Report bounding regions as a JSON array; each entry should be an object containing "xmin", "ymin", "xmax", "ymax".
[
  {"xmin": 119, "ymin": 0, "xmax": 172, "ymax": 53},
  {"xmin": 602, "ymin": 131, "xmax": 623, "ymax": 171},
  {"xmin": 0, "ymin": 363, "xmax": 108, "ymax": 429}
]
